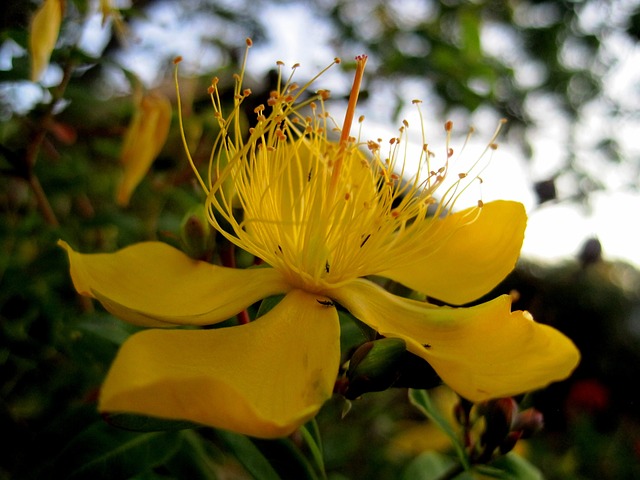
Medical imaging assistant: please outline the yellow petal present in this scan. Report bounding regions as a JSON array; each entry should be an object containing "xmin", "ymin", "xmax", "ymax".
[
  {"xmin": 99, "ymin": 289, "xmax": 341, "ymax": 438},
  {"xmin": 29, "ymin": 0, "xmax": 63, "ymax": 82},
  {"xmin": 380, "ymin": 200, "xmax": 526, "ymax": 305},
  {"xmin": 116, "ymin": 92, "xmax": 172, "ymax": 206},
  {"xmin": 59, "ymin": 240, "xmax": 290, "ymax": 326},
  {"xmin": 330, "ymin": 279, "xmax": 580, "ymax": 402}
]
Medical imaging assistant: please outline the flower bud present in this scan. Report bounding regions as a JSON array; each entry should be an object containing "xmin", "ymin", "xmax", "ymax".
[
  {"xmin": 512, "ymin": 408, "xmax": 544, "ymax": 439},
  {"xmin": 345, "ymin": 338, "xmax": 406, "ymax": 399},
  {"xmin": 479, "ymin": 397, "xmax": 518, "ymax": 448},
  {"xmin": 29, "ymin": 0, "xmax": 64, "ymax": 82},
  {"xmin": 499, "ymin": 430, "xmax": 523, "ymax": 455},
  {"xmin": 116, "ymin": 92, "xmax": 172, "ymax": 206},
  {"xmin": 180, "ymin": 205, "xmax": 216, "ymax": 260}
]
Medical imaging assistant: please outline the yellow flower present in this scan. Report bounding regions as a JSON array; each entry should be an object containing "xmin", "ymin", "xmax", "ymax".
[
  {"xmin": 59, "ymin": 44, "xmax": 579, "ymax": 438},
  {"xmin": 116, "ymin": 92, "xmax": 172, "ymax": 206},
  {"xmin": 29, "ymin": 0, "xmax": 64, "ymax": 82}
]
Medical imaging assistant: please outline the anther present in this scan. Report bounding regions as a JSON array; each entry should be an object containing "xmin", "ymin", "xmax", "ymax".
[
  {"xmin": 403, "ymin": 119, "xmax": 409, "ymax": 128},
  {"xmin": 276, "ymin": 60, "xmax": 284, "ymax": 66},
  {"xmin": 490, "ymin": 143, "xmax": 498, "ymax": 150},
  {"xmin": 445, "ymin": 120, "xmax": 453, "ymax": 132},
  {"xmin": 458, "ymin": 173, "xmax": 467, "ymax": 179},
  {"xmin": 243, "ymin": 88, "xmax": 252, "ymax": 96},
  {"xmin": 448, "ymin": 148, "xmax": 454, "ymax": 158},
  {"xmin": 245, "ymin": 37, "xmax": 253, "ymax": 47},
  {"xmin": 318, "ymin": 89, "xmax": 331, "ymax": 100},
  {"xmin": 334, "ymin": 57, "xmax": 341, "ymax": 64},
  {"xmin": 358, "ymin": 115, "xmax": 365, "ymax": 123},
  {"xmin": 477, "ymin": 200, "xmax": 484, "ymax": 208},
  {"xmin": 412, "ymin": 99, "xmax": 422, "ymax": 104},
  {"xmin": 292, "ymin": 62, "xmax": 301, "ymax": 69},
  {"xmin": 173, "ymin": 56, "xmax": 183, "ymax": 64}
]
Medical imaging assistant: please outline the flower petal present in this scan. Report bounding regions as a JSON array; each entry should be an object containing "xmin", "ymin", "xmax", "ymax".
[
  {"xmin": 99, "ymin": 289, "xmax": 341, "ymax": 438},
  {"xmin": 330, "ymin": 279, "xmax": 580, "ymax": 402},
  {"xmin": 380, "ymin": 200, "xmax": 526, "ymax": 305},
  {"xmin": 59, "ymin": 240, "xmax": 290, "ymax": 326}
]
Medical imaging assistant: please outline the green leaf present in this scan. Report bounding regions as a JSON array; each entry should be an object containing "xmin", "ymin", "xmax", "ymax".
[
  {"xmin": 475, "ymin": 453, "xmax": 543, "ymax": 480},
  {"xmin": 256, "ymin": 294, "xmax": 286, "ymax": 319},
  {"xmin": 216, "ymin": 430, "xmax": 282, "ymax": 480},
  {"xmin": 163, "ymin": 430, "xmax": 222, "ymax": 480},
  {"xmin": 408, "ymin": 389, "xmax": 469, "ymax": 470},
  {"xmin": 104, "ymin": 412, "xmax": 202, "ymax": 432},
  {"xmin": 48, "ymin": 421, "xmax": 183, "ymax": 480},
  {"xmin": 402, "ymin": 451, "xmax": 459, "ymax": 480}
]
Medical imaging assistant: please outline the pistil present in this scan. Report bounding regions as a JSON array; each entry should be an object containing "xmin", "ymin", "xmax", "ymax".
[{"xmin": 329, "ymin": 55, "xmax": 367, "ymax": 198}]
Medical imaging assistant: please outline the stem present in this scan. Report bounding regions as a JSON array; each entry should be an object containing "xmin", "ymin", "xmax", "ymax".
[
  {"xmin": 23, "ymin": 59, "xmax": 75, "ymax": 226},
  {"xmin": 28, "ymin": 174, "xmax": 59, "ymax": 227}
]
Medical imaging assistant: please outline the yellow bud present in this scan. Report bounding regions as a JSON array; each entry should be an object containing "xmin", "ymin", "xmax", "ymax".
[
  {"xmin": 116, "ymin": 92, "xmax": 172, "ymax": 206},
  {"xmin": 29, "ymin": 0, "xmax": 64, "ymax": 82}
]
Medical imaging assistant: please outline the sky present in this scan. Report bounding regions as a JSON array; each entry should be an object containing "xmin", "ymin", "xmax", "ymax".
[
  {"xmin": 6, "ymin": 0, "xmax": 640, "ymax": 267},
  {"xmin": 243, "ymin": 2, "xmax": 640, "ymax": 268}
]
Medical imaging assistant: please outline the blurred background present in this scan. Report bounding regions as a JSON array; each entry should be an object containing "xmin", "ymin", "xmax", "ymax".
[{"xmin": 1, "ymin": 1, "xmax": 640, "ymax": 479}]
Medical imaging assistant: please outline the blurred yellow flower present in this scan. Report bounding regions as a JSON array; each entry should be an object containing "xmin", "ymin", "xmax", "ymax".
[
  {"xmin": 29, "ymin": 0, "xmax": 64, "ymax": 82},
  {"xmin": 59, "ymin": 43, "xmax": 579, "ymax": 438},
  {"xmin": 116, "ymin": 92, "xmax": 172, "ymax": 206}
]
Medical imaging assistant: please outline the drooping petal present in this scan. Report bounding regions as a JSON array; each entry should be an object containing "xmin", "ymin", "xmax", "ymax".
[
  {"xmin": 59, "ymin": 240, "xmax": 290, "ymax": 327},
  {"xmin": 29, "ymin": 0, "xmax": 63, "ymax": 82},
  {"xmin": 380, "ymin": 200, "xmax": 526, "ymax": 305},
  {"xmin": 330, "ymin": 279, "xmax": 580, "ymax": 402},
  {"xmin": 99, "ymin": 289, "xmax": 341, "ymax": 438},
  {"xmin": 116, "ymin": 92, "xmax": 172, "ymax": 207}
]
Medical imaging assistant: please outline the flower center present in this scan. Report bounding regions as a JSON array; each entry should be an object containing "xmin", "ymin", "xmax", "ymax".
[{"xmin": 174, "ymin": 40, "xmax": 505, "ymax": 293}]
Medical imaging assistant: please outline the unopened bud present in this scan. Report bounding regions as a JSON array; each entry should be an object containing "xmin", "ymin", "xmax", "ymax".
[
  {"xmin": 512, "ymin": 408, "xmax": 544, "ymax": 439},
  {"xmin": 29, "ymin": 0, "xmax": 64, "ymax": 82},
  {"xmin": 180, "ymin": 205, "xmax": 216, "ymax": 260},
  {"xmin": 116, "ymin": 92, "xmax": 172, "ymax": 206},
  {"xmin": 479, "ymin": 397, "xmax": 518, "ymax": 448},
  {"xmin": 345, "ymin": 338, "xmax": 406, "ymax": 399},
  {"xmin": 499, "ymin": 430, "xmax": 523, "ymax": 455}
]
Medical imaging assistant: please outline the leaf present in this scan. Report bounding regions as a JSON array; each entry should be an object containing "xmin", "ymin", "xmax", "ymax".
[
  {"xmin": 256, "ymin": 294, "xmax": 285, "ymax": 319},
  {"xmin": 216, "ymin": 430, "xmax": 282, "ymax": 480},
  {"xmin": 475, "ymin": 453, "xmax": 544, "ymax": 480},
  {"xmin": 47, "ymin": 420, "xmax": 183, "ymax": 480},
  {"xmin": 408, "ymin": 389, "xmax": 469, "ymax": 470},
  {"xmin": 104, "ymin": 412, "xmax": 202, "ymax": 432},
  {"xmin": 402, "ymin": 451, "xmax": 458, "ymax": 480}
]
